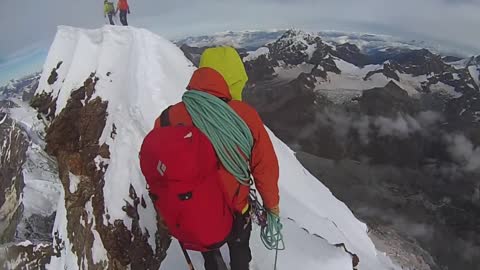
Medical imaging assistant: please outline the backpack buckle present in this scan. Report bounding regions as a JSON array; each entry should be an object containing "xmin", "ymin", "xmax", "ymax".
[{"xmin": 178, "ymin": 192, "xmax": 193, "ymax": 201}]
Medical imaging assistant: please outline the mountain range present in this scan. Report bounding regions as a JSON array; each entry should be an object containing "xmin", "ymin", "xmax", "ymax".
[{"xmin": 180, "ymin": 29, "xmax": 480, "ymax": 270}]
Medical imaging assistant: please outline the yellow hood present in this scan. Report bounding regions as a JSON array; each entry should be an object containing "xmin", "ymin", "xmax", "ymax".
[{"xmin": 199, "ymin": 47, "xmax": 248, "ymax": 101}]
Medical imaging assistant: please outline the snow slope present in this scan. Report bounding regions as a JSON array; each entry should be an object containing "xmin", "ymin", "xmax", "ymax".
[{"xmin": 35, "ymin": 25, "xmax": 398, "ymax": 270}]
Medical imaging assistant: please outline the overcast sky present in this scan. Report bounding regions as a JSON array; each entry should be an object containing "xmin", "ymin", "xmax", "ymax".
[{"xmin": 1, "ymin": 0, "xmax": 480, "ymax": 62}]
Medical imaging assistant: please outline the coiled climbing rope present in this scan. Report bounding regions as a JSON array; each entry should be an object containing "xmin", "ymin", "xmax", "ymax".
[{"xmin": 183, "ymin": 90, "xmax": 253, "ymax": 185}]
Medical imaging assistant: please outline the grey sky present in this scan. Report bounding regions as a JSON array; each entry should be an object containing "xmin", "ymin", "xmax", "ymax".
[{"xmin": 1, "ymin": 0, "xmax": 480, "ymax": 61}]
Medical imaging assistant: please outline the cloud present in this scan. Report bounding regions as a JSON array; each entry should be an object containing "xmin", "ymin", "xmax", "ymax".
[
  {"xmin": 417, "ymin": 111, "xmax": 445, "ymax": 127},
  {"xmin": 1, "ymin": 0, "xmax": 480, "ymax": 61},
  {"xmin": 316, "ymin": 110, "xmax": 443, "ymax": 144},
  {"xmin": 352, "ymin": 116, "xmax": 371, "ymax": 144},
  {"xmin": 312, "ymin": 108, "xmax": 480, "ymax": 175},
  {"xmin": 373, "ymin": 111, "xmax": 444, "ymax": 139},
  {"xmin": 355, "ymin": 206, "xmax": 434, "ymax": 240},
  {"xmin": 374, "ymin": 115, "xmax": 420, "ymax": 138},
  {"xmin": 0, "ymin": 0, "xmax": 101, "ymax": 62},
  {"xmin": 445, "ymin": 134, "xmax": 480, "ymax": 172}
]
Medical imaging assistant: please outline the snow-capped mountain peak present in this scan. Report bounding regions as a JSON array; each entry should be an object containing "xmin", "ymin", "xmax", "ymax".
[
  {"xmin": 265, "ymin": 29, "xmax": 325, "ymax": 65},
  {"xmin": 273, "ymin": 29, "xmax": 320, "ymax": 45}
]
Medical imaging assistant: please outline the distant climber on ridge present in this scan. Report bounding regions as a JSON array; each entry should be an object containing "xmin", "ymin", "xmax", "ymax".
[
  {"xmin": 139, "ymin": 47, "xmax": 280, "ymax": 270},
  {"xmin": 104, "ymin": 0, "xmax": 116, "ymax": 25},
  {"xmin": 116, "ymin": 0, "xmax": 130, "ymax": 26}
]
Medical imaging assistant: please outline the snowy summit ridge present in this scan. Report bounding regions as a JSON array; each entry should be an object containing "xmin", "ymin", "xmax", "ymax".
[{"xmin": 29, "ymin": 25, "xmax": 399, "ymax": 269}]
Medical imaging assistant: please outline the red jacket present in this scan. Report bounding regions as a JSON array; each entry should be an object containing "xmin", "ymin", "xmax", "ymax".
[
  {"xmin": 117, "ymin": 0, "xmax": 129, "ymax": 11},
  {"xmin": 154, "ymin": 67, "xmax": 280, "ymax": 212}
]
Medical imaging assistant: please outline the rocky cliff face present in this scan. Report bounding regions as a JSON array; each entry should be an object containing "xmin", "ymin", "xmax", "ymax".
[
  {"xmin": 0, "ymin": 115, "xmax": 29, "ymax": 243},
  {"xmin": 30, "ymin": 72, "xmax": 171, "ymax": 269}
]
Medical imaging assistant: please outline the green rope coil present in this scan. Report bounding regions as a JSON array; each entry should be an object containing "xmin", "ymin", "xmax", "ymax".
[
  {"xmin": 261, "ymin": 213, "xmax": 285, "ymax": 251},
  {"xmin": 183, "ymin": 90, "xmax": 253, "ymax": 185}
]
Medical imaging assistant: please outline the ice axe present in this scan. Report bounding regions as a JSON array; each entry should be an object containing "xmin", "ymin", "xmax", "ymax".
[{"xmin": 180, "ymin": 242, "xmax": 195, "ymax": 270}]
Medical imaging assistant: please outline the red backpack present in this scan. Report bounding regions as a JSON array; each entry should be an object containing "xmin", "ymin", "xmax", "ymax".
[{"xmin": 139, "ymin": 125, "xmax": 233, "ymax": 251}]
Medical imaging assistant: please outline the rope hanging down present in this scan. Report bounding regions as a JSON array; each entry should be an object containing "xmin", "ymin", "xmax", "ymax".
[{"xmin": 250, "ymin": 190, "xmax": 285, "ymax": 270}]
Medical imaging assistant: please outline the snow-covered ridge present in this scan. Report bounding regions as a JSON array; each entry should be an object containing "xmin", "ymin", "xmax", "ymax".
[
  {"xmin": 35, "ymin": 25, "xmax": 397, "ymax": 269},
  {"xmin": 35, "ymin": 25, "xmax": 194, "ymax": 269}
]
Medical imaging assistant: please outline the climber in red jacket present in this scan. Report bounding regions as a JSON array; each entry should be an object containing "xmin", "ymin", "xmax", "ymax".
[{"xmin": 116, "ymin": 0, "xmax": 130, "ymax": 26}]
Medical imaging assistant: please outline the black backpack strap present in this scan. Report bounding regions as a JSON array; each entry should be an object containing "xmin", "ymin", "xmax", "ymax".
[
  {"xmin": 159, "ymin": 106, "xmax": 172, "ymax": 127},
  {"xmin": 219, "ymin": 97, "xmax": 230, "ymax": 103}
]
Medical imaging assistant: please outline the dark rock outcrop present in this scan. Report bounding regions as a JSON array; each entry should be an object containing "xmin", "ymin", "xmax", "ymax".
[
  {"xmin": 358, "ymin": 81, "xmax": 420, "ymax": 117},
  {"xmin": 179, "ymin": 44, "xmax": 209, "ymax": 67},
  {"xmin": 0, "ymin": 242, "xmax": 57, "ymax": 269},
  {"xmin": 390, "ymin": 49, "xmax": 447, "ymax": 76},
  {"xmin": 442, "ymin": 55, "xmax": 464, "ymax": 63},
  {"xmin": 308, "ymin": 43, "xmax": 332, "ymax": 64},
  {"xmin": 331, "ymin": 43, "xmax": 371, "ymax": 67},
  {"xmin": 364, "ymin": 62, "xmax": 401, "ymax": 81},
  {"xmin": 18, "ymin": 212, "xmax": 57, "ymax": 242},
  {"xmin": 244, "ymin": 55, "xmax": 277, "ymax": 83},
  {"xmin": 30, "ymin": 91, "xmax": 57, "ymax": 122},
  {"xmin": 47, "ymin": 62, "xmax": 63, "ymax": 85}
]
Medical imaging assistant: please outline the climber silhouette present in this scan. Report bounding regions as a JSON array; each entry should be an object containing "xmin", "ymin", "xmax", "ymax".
[{"xmin": 104, "ymin": 1, "xmax": 115, "ymax": 25}]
